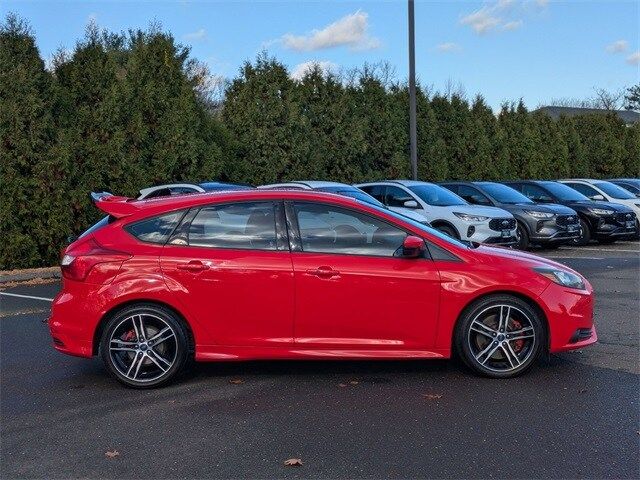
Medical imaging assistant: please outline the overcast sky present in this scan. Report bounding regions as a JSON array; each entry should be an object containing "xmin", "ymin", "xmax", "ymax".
[{"xmin": 3, "ymin": 0, "xmax": 638, "ymax": 109}]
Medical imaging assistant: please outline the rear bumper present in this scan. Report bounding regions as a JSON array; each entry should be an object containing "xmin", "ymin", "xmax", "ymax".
[{"xmin": 48, "ymin": 283, "xmax": 99, "ymax": 358}]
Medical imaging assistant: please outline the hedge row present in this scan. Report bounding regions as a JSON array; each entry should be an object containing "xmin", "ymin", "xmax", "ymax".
[{"xmin": 1, "ymin": 15, "xmax": 638, "ymax": 269}]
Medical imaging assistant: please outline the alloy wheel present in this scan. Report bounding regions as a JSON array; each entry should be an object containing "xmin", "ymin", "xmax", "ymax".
[
  {"xmin": 467, "ymin": 304, "xmax": 536, "ymax": 373},
  {"xmin": 108, "ymin": 313, "xmax": 178, "ymax": 383}
]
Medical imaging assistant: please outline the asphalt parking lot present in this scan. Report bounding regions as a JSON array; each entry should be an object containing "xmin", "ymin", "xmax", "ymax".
[{"xmin": 1, "ymin": 242, "xmax": 638, "ymax": 479}]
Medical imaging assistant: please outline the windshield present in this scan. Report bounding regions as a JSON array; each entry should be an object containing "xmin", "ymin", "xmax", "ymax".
[
  {"xmin": 316, "ymin": 187, "xmax": 385, "ymax": 207},
  {"xmin": 594, "ymin": 182, "xmax": 636, "ymax": 200},
  {"xmin": 408, "ymin": 184, "xmax": 466, "ymax": 206},
  {"xmin": 541, "ymin": 182, "xmax": 589, "ymax": 202},
  {"xmin": 364, "ymin": 203, "xmax": 469, "ymax": 249},
  {"xmin": 480, "ymin": 183, "xmax": 533, "ymax": 204}
]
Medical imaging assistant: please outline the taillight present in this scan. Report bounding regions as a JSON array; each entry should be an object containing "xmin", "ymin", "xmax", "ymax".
[{"xmin": 60, "ymin": 237, "xmax": 131, "ymax": 284}]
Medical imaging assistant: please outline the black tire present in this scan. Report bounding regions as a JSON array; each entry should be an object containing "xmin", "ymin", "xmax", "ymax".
[
  {"xmin": 515, "ymin": 222, "xmax": 530, "ymax": 250},
  {"xmin": 454, "ymin": 294, "xmax": 545, "ymax": 379},
  {"xmin": 572, "ymin": 218, "xmax": 591, "ymax": 246},
  {"xmin": 100, "ymin": 303, "xmax": 190, "ymax": 389},
  {"xmin": 435, "ymin": 224, "xmax": 459, "ymax": 239}
]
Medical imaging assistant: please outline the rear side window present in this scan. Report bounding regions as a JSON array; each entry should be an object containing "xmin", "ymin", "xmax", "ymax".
[
  {"xmin": 125, "ymin": 211, "xmax": 184, "ymax": 244},
  {"xmin": 187, "ymin": 202, "xmax": 278, "ymax": 250}
]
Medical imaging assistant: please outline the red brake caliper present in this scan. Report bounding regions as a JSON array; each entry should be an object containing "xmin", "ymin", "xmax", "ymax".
[{"xmin": 511, "ymin": 319, "xmax": 524, "ymax": 352}]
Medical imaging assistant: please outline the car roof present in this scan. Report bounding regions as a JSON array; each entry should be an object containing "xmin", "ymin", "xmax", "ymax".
[
  {"xmin": 138, "ymin": 183, "xmax": 203, "ymax": 196},
  {"xmin": 96, "ymin": 189, "xmax": 365, "ymax": 219},
  {"xmin": 358, "ymin": 180, "xmax": 437, "ymax": 187},
  {"xmin": 258, "ymin": 181, "xmax": 355, "ymax": 189},
  {"xmin": 559, "ymin": 179, "xmax": 599, "ymax": 183}
]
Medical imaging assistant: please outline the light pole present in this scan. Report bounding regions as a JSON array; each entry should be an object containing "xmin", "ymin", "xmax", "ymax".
[{"xmin": 408, "ymin": 0, "xmax": 418, "ymax": 180}]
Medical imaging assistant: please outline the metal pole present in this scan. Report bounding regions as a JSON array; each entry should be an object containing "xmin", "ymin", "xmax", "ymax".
[{"xmin": 408, "ymin": 0, "xmax": 418, "ymax": 180}]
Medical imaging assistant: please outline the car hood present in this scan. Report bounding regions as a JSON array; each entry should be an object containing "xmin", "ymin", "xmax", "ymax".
[
  {"xmin": 500, "ymin": 203, "xmax": 576, "ymax": 215},
  {"xmin": 474, "ymin": 244, "xmax": 569, "ymax": 270},
  {"xmin": 453, "ymin": 205, "xmax": 513, "ymax": 218},
  {"xmin": 568, "ymin": 200, "xmax": 633, "ymax": 213}
]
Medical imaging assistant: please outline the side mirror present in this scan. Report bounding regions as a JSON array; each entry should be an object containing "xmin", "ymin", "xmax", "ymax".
[
  {"xmin": 403, "ymin": 200, "xmax": 419, "ymax": 209},
  {"xmin": 402, "ymin": 235, "xmax": 425, "ymax": 258},
  {"xmin": 590, "ymin": 194, "xmax": 605, "ymax": 201}
]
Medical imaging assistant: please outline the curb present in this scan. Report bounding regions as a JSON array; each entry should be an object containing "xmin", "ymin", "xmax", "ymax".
[{"xmin": 0, "ymin": 267, "xmax": 60, "ymax": 284}]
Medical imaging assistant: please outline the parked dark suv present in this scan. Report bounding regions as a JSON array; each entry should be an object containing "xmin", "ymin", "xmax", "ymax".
[
  {"xmin": 440, "ymin": 181, "xmax": 580, "ymax": 249},
  {"xmin": 503, "ymin": 180, "xmax": 637, "ymax": 245}
]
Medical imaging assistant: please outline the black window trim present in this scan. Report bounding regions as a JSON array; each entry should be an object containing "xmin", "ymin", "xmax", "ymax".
[{"xmin": 161, "ymin": 200, "xmax": 288, "ymax": 253}]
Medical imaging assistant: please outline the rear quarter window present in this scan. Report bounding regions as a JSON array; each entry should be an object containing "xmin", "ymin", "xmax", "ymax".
[{"xmin": 125, "ymin": 211, "xmax": 184, "ymax": 244}]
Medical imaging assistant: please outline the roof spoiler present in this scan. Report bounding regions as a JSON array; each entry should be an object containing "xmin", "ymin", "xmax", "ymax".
[{"xmin": 90, "ymin": 191, "xmax": 139, "ymax": 218}]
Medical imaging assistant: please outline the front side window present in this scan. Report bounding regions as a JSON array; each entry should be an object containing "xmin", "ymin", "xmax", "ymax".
[
  {"xmin": 479, "ymin": 183, "xmax": 533, "ymax": 204},
  {"xmin": 294, "ymin": 203, "xmax": 407, "ymax": 257},
  {"xmin": 540, "ymin": 182, "xmax": 589, "ymax": 202},
  {"xmin": 457, "ymin": 185, "xmax": 493, "ymax": 206},
  {"xmin": 126, "ymin": 211, "xmax": 184, "ymax": 244},
  {"xmin": 522, "ymin": 184, "xmax": 554, "ymax": 203},
  {"xmin": 187, "ymin": 202, "xmax": 277, "ymax": 250},
  {"xmin": 385, "ymin": 186, "xmax": 416, "ymax": 207},
  {"xmin": 566, "ymin": 183, "xmax": 599, "ymax": 198}
]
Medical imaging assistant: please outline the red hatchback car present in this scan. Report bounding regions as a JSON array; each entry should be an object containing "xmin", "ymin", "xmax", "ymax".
[{"xmin": 49, "ymin": 190, "xmax": 597, "ymax": 388}]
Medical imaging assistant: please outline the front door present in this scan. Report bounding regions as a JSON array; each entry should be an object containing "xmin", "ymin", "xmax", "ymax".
[
  {"xmin": 160, "ymin": 201, "xmax": 294, "ymax": 347},
  {"xmin": 288, "ymin": 202, "xmax": 441, "ymax": 349}
]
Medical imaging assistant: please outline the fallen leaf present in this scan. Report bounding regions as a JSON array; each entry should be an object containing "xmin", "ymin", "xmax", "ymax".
[
  {"xmin": 349, "ymin": 380, "xmax": 359, "ymax": 385},
  {"xmin": 284, "ymin": 458, "xmax": 303, "ymax": 466},
  {"xmin": 338, "ymin": 383, "xmax": 348, "ymax": 388},
  {"xmin": 423, "ymin": 394, "xmax": 443, "ymax": 400},
  {"xmin": 105, "ymin": 450, "xmax": 119, "ymax": 458},
  {"xmin": 229, "ymin": 379, "xmax": 244, "ymax": 384}
]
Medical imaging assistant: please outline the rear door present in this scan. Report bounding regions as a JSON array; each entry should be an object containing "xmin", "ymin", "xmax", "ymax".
[
  {"xmin": 160, "ymin": 201, "xmax": 295, "ymax": 347},
  {"xmin": 287, "ymin": 201, "xmax": 441, "ymax": 349}
]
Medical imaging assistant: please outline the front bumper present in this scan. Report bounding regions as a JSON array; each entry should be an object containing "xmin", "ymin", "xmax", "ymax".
[
  {"xmin": 593, "ymin": 212, "xmax": 637, "ymax": 239},
  {"xmin": 528, "ymin": 215, "xmax": 581, "ymax": 244},
  {"xmin": 538, "ymin": 281, "xmax": 597, "ymax": 353}
]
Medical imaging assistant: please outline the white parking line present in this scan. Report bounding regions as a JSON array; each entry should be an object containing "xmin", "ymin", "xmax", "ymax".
[
  {"xmin": 544, "ymin": 257, "xmax": 605, "ymax": 260},
  {"xmin": 576, "ymin": 248, "xmax": 640, "ymax": 253},
  {"xmin": 0, "ymin": 292, "xmax": 53, "ymax": 302}
]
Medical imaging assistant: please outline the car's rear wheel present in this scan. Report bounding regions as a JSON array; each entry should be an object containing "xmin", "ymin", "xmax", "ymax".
[
  {"xmin": 100, "ymin": 304, "xmax": 190, "ymax": 388},
  {"xmin": 455, "ymin": 295, "xmax": 544, "ymax": 378}
]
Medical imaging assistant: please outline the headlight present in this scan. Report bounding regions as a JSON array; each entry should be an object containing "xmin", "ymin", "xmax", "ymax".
[
  {"xmin": 524, "ymin": 210, "xmax": 555, "ymax": 219},
  {"xmin": 587, "ymin": 207, "xmax": 614, "ymax": 215},
  {"xmin": 453, "ymin": 212, "xmax": 489, "ymax": 222},
  {"xmin": 533, "ymin": 267, "xmax": 585, "ymax": 290}
]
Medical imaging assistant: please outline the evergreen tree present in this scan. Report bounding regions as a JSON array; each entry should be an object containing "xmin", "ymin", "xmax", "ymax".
[
  {"xmin": 0, "ymin": 14, "xmax": 58, "ymax": 268},
  {"xmin": 222, "ymin": 53, "xmax": 299, "ymax": 184}
]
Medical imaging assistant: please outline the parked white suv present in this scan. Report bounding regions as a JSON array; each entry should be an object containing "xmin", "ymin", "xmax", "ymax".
[
  {"xmin": 356, "ymin": 180, "xmax": 517, "ymax": 245},
  {"xmin": 559, "ymin": 179, "xmax": 640, "ymax": 214},
  {"xmin": 257, "ymin": 181, "xmax": 428, "ymax": 224}
]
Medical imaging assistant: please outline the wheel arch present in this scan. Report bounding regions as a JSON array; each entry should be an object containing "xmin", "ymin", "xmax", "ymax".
[
  {"xmin": 451, "ymin": 290, "xmax": 550, "ymax": 353},
  {"xmin": 430, "ymin": 219, "xmax": 461, "ymax": 238},
  {"xmin": 92, "ymin": 299, "xmax": 196, "ymax": 356}
]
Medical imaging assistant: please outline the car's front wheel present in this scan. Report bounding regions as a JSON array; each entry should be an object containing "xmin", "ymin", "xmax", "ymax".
[
  {"xmin": 455, "ymin": 295, "xmax": 544, "ymax": 378},
  {"xmin": 100, "ymin": 303, "xmax": 190, "ymax": 388}
]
